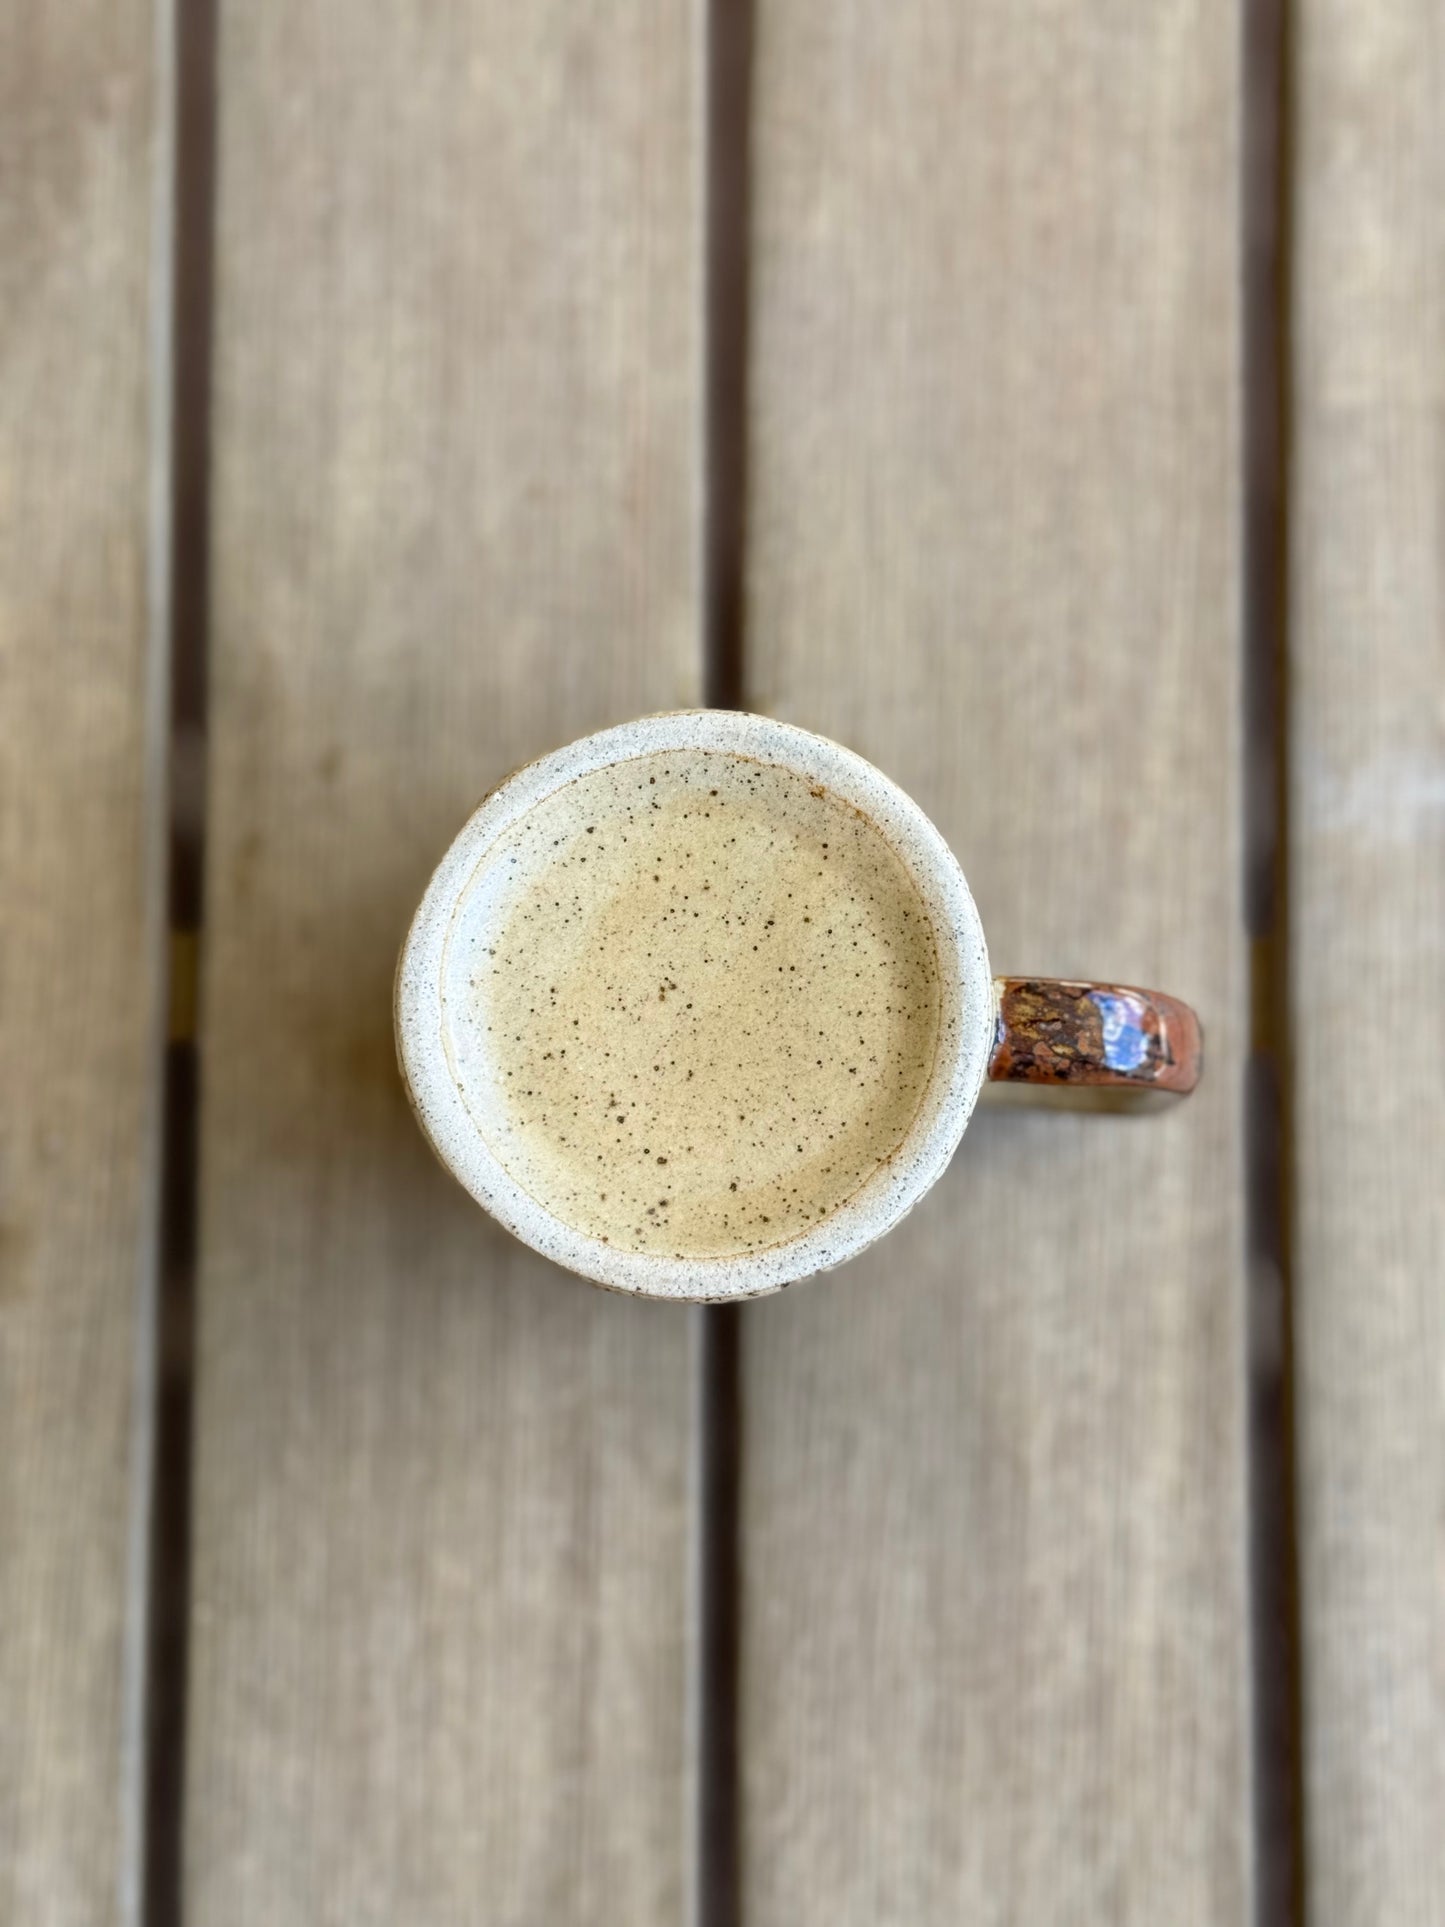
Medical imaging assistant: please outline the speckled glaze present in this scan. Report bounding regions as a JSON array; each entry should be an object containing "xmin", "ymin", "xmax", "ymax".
[
  {"xmin": 396, "ymin": 712, "xmax": 994, "ymax": 1300},
  {"xmin": 474, "ymin": 751, "xmax": 942, "ymax": 1258}
]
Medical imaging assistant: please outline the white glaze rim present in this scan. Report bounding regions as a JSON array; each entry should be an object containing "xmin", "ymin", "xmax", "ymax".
[{"xmin": 395, "ymin": 712, "xmax": 993, "ymax": 1300}]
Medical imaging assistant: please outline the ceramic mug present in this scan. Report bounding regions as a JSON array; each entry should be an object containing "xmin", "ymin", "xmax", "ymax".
[{"xmin": 395, "ymin": 711, "xmax": 1200, "ymax": 1301}]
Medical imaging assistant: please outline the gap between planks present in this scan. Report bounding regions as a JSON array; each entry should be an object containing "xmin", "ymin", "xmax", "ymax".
[
  {"xmin": 695, "ymin": 0, "xmax": 756, "ymax": 1924},
  {"xmin": 135, "ymin": 0, "xmax": 220, "ymax": 1918},
  {"xmin": 1242, "ymin": 0, "xmax": 1306, "ymax": 1919}
]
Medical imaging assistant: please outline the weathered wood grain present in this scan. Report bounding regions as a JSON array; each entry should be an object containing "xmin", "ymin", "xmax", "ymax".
[
  {"xmin": 0, "ymin": 3, "xmax": 164, "ymax": 1919},
  {"xmin": 739, "ymin": 4, "xmax": 1249, "ymax": 1920},
  {"xmin": 187, "ymin": 2, "xmax": 700, "ymax": 1920},
  {"xmin": 1292, "ymin": 8, "xmax": 1445, "ymax": 1922}
]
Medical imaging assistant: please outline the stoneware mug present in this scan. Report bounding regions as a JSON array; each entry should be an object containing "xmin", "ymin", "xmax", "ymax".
[{"xmin": 395, "ymin": 711, "xmax": 1201, "ymax": 1301}]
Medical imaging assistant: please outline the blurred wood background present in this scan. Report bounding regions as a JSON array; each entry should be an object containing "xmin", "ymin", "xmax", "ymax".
[{"xmin": 2, "ymin": 1, "xmax": 1440, "ymax": 1924}]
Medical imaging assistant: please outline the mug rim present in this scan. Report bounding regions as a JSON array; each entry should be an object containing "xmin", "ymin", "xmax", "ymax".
[{"xmin": 394, "ymin": 711, "xmax": 994, "ymax": 1300}]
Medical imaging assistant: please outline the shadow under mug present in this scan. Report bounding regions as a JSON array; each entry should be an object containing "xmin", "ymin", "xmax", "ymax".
[{"xmin": 395, "ymin": 712, "xmax": 1201, "ymax": 1301}]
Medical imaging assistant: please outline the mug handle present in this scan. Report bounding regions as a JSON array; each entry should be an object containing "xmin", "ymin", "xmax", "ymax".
[{"xmin": 989, "ymin": 978, "xmax": 1202, "ymax": 1096}]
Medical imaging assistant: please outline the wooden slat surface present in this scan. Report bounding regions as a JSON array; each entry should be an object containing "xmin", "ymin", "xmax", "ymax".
[
  {"xmin": 1292, "ymin": 7, "xmax": 1445, "ymax": 1922},
  {"xmin": 739, "ymin": 5, "xmax": 1249, "ymax": 1921},
  {"xmin": 0, "ymin": 3, "xmax": 163, "ymax": 1919},
  {"xmin": 186, "ymin": 2, "xmax": 700, "ymax": 1919}
]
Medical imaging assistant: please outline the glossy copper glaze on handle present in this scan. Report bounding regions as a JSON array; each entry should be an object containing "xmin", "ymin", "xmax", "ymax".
[{"xmin": 988, "ymin": 978, "xmax": 1202, "ymax": 1096}]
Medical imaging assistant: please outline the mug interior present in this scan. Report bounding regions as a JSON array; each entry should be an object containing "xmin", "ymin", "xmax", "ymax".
[{"xmin": 395, "ymin": 712, "xmax": 994, "ymax": 1299}]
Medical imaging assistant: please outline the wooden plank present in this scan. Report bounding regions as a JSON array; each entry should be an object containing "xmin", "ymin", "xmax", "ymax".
[
  {"xmin": 1291, "ymin": 9, "xmax": 1445, "ymax": 1922},
  {"xmin": 186, "ymin": 3, "xmax": 700, "ymax": 1920},
  {"xmin": 739, "ymin": 5, "xmax": 1249, "ymax": 1920},
  {"xmin": 0, "ymin": 2, "xmax": 165, "ymax": 1919}
]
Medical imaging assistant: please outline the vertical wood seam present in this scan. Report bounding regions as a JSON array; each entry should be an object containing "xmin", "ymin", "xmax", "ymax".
[
  {"xmin": 1242, "ymin": 0, "xmax": 1305, "ymax": 1919},
  {"xmin": 118, "ymin": 0, "xmax": 181, "ymax": 1913},
  {"xmin": 697, "ymin": 0, "xmax": 756, "ymax": 1922},
  {"xmin": 134, "ymin": 0, "xmax": 221, "ymax": 1915}
]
